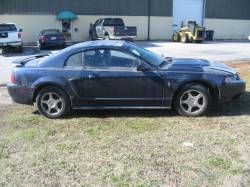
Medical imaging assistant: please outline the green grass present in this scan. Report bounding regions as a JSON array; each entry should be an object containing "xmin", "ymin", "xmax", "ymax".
[{"xmin": 0, "ymin": 73, "xmax": 249, "ymax": 186}]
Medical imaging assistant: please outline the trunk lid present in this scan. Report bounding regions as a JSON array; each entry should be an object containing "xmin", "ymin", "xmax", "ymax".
[{"xmin": 12, "ymin": 54, "xmax": 49, "ymax": 67}]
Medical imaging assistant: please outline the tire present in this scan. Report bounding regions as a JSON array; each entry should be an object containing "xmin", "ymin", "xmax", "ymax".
[
  {"xmin": 104, "ymin": 34, "xmax": 110, "ymax": 40},
  {"xmin": 172, "ymin": 33, "xmax": 180, "ymax": 42},
  {"xmin": 89, "ymin": 32, "xmax": 94, "ymax": 41},
  {"xmin": 39, "ymin": 43, "xmax": 46, "ymax": 50},
  {"xmin": 195, "ymin": 40, "xmax": 203, "ymax": 43},
  {"xmin": 181, "ymin": 34, "xmax": 189, "ymax": 43},
  {"xmin": 36, "ymin": 86, "xmax": 71, "ymax": 119},
  {"xmin": 174, "ymin": 84, "xmax": 211, "ymax": 117},
  {"xmin": 61, "ymin": 43, "xmax": 66, "ymax": 49},
  {"xmin": 17, "ymin": 46, "xmax": 23, "ymax": 53}
]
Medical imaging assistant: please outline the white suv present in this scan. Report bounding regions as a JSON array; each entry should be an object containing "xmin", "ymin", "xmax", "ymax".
[{"xmin": 0, "ymin": 23, "xmax": 23, "ymax": 52}]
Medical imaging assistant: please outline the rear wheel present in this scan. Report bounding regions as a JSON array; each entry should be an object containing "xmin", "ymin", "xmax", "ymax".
[
  {"xmin": 172, "ymin": 33, "xmax": 180, "ymax": 42},
  {"xmin": 39, "ymin": 43, "xmax": 46, "ymax": 50},
  {"xmin": 104, "ymin": 34, "xmax": 110, "ymax": 40},
  {"xmin": 36, "ymin": 86, "xmax": 71, "ymax": 119},
  {"xmin": 174, "ymin": 84, "xmax": 211, "ymax": 117}
]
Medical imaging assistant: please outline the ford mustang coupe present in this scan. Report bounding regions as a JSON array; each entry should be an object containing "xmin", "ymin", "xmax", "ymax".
[{"xmin": 8, "ymin": 41, "xmax": 246, "ymax": 118}]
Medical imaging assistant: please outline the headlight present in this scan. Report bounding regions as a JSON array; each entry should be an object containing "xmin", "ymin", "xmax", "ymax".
[{"xmin": 224, "ymin": 74, "xmax": 239, "ymax": 83}]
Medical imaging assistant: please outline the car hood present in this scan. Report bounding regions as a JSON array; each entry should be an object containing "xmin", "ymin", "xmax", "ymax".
[{"xmin": 161, "ymin": 58, "xmax": 236, "ymax": 74}]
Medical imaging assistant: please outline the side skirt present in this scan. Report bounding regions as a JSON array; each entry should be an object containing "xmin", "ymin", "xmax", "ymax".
[{"xmin": 73, "ymin": 106, "xmax": 172, "ymax": 110}]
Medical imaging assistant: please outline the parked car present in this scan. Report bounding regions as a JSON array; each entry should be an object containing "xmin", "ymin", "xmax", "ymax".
[
  {"xmin": 89, "ymin": 18, "xmax": 137, "ymax": 41},
  {"xmin": 8, "ymin": 40, "xmax": 245, "ymax": 119},
  {"xmin": 38, "ymin": 29, "xmax": 65, "ymax": 49},
  {"xmin": 0, "ymin": 23, "xmax": 23, "ymax": 52}
]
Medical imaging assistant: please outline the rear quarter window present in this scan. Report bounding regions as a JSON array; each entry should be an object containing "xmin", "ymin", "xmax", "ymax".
[{"xmin": 65, "ymin": 52, "xmax": 84, "ymax": 68}]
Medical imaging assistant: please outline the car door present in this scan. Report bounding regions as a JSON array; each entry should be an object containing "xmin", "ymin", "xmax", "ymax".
[
  {"xmin": 79, "ymin": 49, "xmax": 164, "ymax": 107},
  {"xmin": 96, "ymin": 19, "xmax": 104, "ymax": 38},
  {"xmin": 63, "ymin": 52, "xmax": 86, "ymax": 107}
]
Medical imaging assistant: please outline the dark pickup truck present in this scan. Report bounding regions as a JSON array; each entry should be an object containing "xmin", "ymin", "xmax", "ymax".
[{"xmin": 89, "ymin": 18, "xmax": 137, "ymax": 41}]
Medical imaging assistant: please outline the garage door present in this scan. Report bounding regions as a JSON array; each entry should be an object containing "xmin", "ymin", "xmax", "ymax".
[{"xmin": 173, "ymin": 0, "xmax": 205, "ymax": 32}]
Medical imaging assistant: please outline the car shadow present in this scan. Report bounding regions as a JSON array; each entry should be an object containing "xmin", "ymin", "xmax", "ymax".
[
  {"xmin": 208, "ymin": 91, "xmax": 250, "ymax": 117},
  {"xmin": 32, "ymin": 91, "xmax": 250, "ymax": 119},
  {"xmin": 64, "ymin": 108, "xmax": 178, "ymax": 119}
]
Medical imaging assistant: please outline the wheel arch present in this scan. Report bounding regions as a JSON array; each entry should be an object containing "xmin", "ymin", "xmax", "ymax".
[
  {"xmin": 32, "ymin": 83, "xmax": 70, "ymax": 103},
  {"xmin": 172, "ymin": 80, "xmax": 219, "ymax": 107}
]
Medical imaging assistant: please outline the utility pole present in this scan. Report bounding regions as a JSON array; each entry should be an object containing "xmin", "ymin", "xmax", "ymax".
[{"xmin": 147, "ymin": 0, "xmax": 151, "ymax": 40}]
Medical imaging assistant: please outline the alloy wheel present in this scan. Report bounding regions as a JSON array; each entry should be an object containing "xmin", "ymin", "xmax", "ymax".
[
  {"xmin": 180, "ymin": 90, "xmax": 206, "ymax": 115},
  {"xmin": 40, "ymin": 92, "xmax": 64, "ymax": 116}
]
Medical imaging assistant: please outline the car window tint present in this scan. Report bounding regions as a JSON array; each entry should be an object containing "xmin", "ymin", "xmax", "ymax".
[
  {"xmin": 104, "ymin": 50, "xmax": 139, "ymax": 69},
  {"xmin": 84, "ymin": 50, "xmax": 106, "ymax": 69},
  {"xmin": 0, "ymin": 24, "xmax": 17, "ymax": 32},
  {"xmin": 65, "ymin": 52, "xmax": 83, "ymax": 68},
  {"xmin": 42, "ymin": 29, "xmax": 60, "ymax": 35}
]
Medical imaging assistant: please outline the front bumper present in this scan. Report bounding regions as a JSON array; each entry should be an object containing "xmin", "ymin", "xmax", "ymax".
[
  {"xmin": 218, "ymin": 80, "xmax": 246, "ymax": 103},
  {"xmin": 0, "ymin": 41, "xmax": 22, "ymax": 48},
  {"xmin": 7, "ymin": 84, "xmax": 34, "ymax": 105}
]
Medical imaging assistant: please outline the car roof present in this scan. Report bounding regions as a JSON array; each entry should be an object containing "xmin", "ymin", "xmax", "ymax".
[
  {"xmin": 39, "ymin": 40, "xmax": 129, "ymax": 67},
  {"xmin": 70, "ymin": 40, "xmax": 127, "ymax": 50}
]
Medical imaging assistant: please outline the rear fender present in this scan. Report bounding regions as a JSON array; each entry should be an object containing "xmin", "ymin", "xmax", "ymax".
[{"xmin": 31, "ymin": 76, "xmax": 74, "ymax": 102}]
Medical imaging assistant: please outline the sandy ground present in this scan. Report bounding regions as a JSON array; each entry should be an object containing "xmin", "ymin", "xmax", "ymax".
[{"xmin": 0, "ymin": 88, "xmax": 12, "ymax": 106}]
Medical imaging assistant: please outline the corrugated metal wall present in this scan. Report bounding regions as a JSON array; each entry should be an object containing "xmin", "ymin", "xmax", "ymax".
[
  {"xmin": 205, "ymin": 0, "xmax": 250, "ymax": 20},
  {"xmin": 1, "ymin": 0, "xmax": 250, "ymax": 20},
  {"xmin": 0, "ymin": 0, "xmax": 172, "ymax": 17}
]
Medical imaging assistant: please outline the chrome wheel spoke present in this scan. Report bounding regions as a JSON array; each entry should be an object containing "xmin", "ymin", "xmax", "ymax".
[
  {"xmin": 41, "ymin": 92, "xmax": 64, "ymax": 116},
  {"xmin": 187, "ymin": 105, "xmax": 193, "ymax": 113},
  {"xmin": 46, "ymin": 106, "xmax": 52, "ymax": 113},
  {"xmin": 181, "ymin": 99, "xmax": 189, "ymax": 105},
  {"xmin": 180, "ymin": 90, "xmax": 206, "ymax": 114},
  {"xmin": 195, "ymin": 94, "xmax": 203, "ymax": 101},
  {"xmin": 54, "ymin": 106, "xmax": 61, "ymax": 113}
]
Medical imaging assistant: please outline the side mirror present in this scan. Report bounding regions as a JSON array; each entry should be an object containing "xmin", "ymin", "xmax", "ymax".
[
  {"xmin": 19, "ymin": 28, "xmax": 23, "ymax": 32},
  {"xmin": 137, "ymin": 64, "xmax": 151, "ymax": 72}
]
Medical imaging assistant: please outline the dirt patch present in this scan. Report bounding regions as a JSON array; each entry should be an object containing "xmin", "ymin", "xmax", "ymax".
[
  {"xmin": 226, "ymin": 61, "xmax": 250, "ymax": 74},
  {"xmin": 0, "ymin": 88, "xmax": 13, "ymax": 107}
]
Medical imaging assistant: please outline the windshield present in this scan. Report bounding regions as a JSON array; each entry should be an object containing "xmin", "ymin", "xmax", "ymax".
[
  {"xmin": 125, "ymin": 43, "xmax": 166, "ymax": 66},
  {"xmin": 0, "ymin": 24, "xmax": 17, "ymax": 32},
  {"xmin": 42, "ymin": 29, "xmax": 60, "ymax": 35}
]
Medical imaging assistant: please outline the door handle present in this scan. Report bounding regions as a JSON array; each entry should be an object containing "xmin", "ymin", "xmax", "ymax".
[{"xmin": 88, "ymin": 73, "xmax": 98, "ymax": 79}]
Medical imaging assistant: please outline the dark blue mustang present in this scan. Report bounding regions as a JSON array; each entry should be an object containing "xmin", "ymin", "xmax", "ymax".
[{"xmin": 8, "ymin": 40, "xmax": 246, "ymax": 118}]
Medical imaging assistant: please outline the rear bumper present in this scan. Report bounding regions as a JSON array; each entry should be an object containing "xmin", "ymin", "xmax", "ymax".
[
  {"xmin": 7, "ymin": 84, "xmax": 34, "ymax": 105},
  {"xmin": 0, "ymin": 41, "xmax": 22, "ymax": 48},
  {"xmin": 41, "ymin": 40, "xmax": 65, "ymax": 47},
  {"xmin": 109, "ymin": 35, "xmax": 136, "ymax": 40},
  {"xmin": 218, "ymin": 80, "xmax": 246, "ymax": 103}
]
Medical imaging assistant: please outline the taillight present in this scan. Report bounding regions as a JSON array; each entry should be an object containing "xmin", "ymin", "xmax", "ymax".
[
  {"xmin": 18, "ymin": 32, "xmax": 21, "ymax": 39},
  {"xmin": 59, "ymin": 34, "xmax": 65, "ymax": 40},
  {"xmin": 41, "ymin": 36, "xmax": 48, "ymax": 42},
  {"xmin": 11, "ymin": 73, "xmax": 16, "ymax": 84}
]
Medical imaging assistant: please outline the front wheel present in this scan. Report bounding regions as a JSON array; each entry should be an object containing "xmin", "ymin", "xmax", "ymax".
[
  {"xmin": 174, "ymin": 84, "xmax": 211, "ymax": 117},
  {"xmin": 181, "ymin": 34, "xmax": 189, "ymax": 43},
  {"xmin": 36, "ymin": 86, "xmax": 71, "ymax": 119},
  {"xmin": 104, "ymin": 34, "xmax": 110, "ymax": 40}
]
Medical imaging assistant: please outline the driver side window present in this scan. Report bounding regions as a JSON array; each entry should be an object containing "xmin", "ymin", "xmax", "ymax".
[
  {"xmin": 104, "ymin": 50, "xmax": 140, "ymax": 69},
  {"xmin": 82, "ymin": 49, "xmax": 141, "ymax": 70}
]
